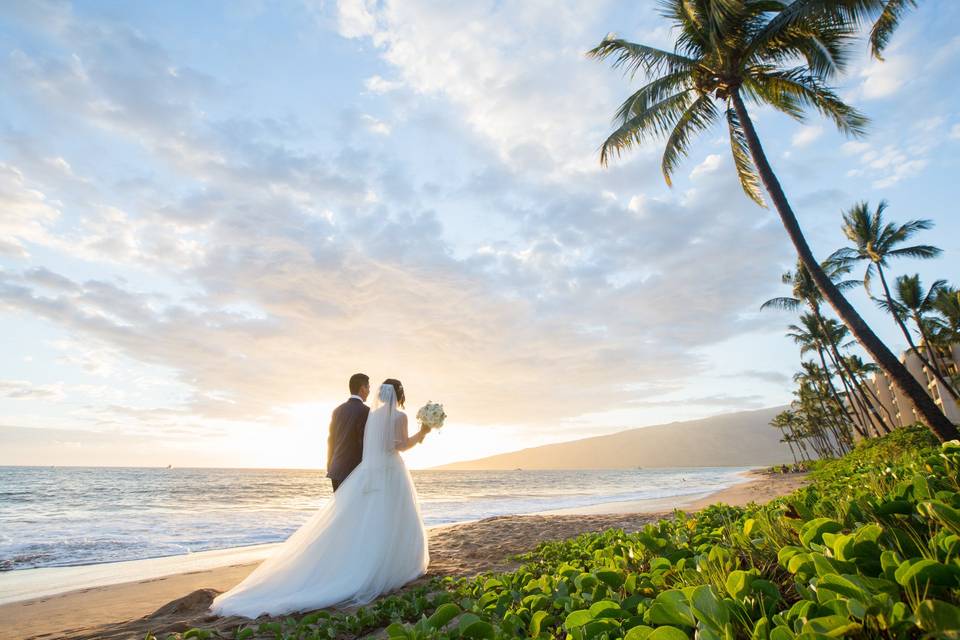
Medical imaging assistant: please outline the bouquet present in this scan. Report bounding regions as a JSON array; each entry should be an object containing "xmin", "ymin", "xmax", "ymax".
[{"xmin": 416, "ymin": 401, "xmax": 446, "ymax": 431}]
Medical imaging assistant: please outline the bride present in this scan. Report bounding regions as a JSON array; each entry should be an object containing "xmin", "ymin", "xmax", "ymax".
[{"xmin": 211, "ymin": 380, "xmax": 432, "ymax": 618}]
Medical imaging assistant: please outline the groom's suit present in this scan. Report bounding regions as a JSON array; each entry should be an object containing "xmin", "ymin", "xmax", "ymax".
[{"xmin": 326, "ymin": 396, "xmax": 370, "ymax": 491}]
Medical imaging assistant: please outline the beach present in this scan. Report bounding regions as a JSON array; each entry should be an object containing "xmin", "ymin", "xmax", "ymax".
[{"xmin": 0, "ymin": 470, "xmax": 808, "ymax": 640}]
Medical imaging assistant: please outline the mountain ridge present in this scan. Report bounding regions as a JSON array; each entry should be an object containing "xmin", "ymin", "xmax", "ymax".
[{"xmin": 432, "ymin": 405, "xmax": 793, "ymax": 470}]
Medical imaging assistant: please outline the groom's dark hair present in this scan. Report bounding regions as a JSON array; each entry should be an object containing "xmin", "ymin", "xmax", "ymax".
[{"xmin": 349, "ymin": 373, "xmax": 369, "ymax": 395}]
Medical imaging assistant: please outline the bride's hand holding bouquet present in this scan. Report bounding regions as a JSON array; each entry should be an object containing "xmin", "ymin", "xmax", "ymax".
[{"xmin": 416, "ymin": 402, "xmax": 446, "ymax": 434}]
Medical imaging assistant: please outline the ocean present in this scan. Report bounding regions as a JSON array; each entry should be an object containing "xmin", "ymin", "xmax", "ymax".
[{"xmin": 0, "ymin": 466, "xmax": 750, "ymax": 572}]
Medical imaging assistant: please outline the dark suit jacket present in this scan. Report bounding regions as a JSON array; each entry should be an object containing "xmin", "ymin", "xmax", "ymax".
[{"xmin": 326, "ymin": 398, "xmax": 370, "ymax": 483}]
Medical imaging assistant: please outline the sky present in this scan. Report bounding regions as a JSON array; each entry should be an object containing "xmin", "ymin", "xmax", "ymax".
[{"xmin": 1, "ymin": 0, "xmax": 958, "ymax": 470}]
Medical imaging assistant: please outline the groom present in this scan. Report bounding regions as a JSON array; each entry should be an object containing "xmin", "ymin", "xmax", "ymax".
[{"xmin": 326, "ymin": 373, "xmax": 371, "ymax": 492}]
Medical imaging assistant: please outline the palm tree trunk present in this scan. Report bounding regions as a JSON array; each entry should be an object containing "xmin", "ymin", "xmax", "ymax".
[
  {"xmin": 811, "ymin": 304, "xmax": 888, "ymax": 437},
  {"xmin": 837, "ymin": 357, "xmax": 885, "ymax": 437},
  {"xmin": 816, "ymin": 346, "xmax": 862, "ymax": 440},
  {"xmin": 849, "ymin": 369, "xmax": 893, "ymax": 434},
  {"xmin": 842, "ymin": 357, "xmax": 895, "ymax": 433},
  {"xmin": 787, "ymin": 437, "xmax": 798, "ymax": 464},
  {"xmin": 730, "ymin": 91, "xmax": 959, "ymax": 442}
]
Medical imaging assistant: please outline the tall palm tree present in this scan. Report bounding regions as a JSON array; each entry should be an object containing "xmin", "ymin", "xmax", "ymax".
[
  {"xmin": 881, "ymin": 274, "xmax": 958, "ymax": 400},
  {"xmin": 771, "ymin": 410, "xmax": 800, "ymax": 464},
  {"xmin": 794, "ymin": 363, "xmax": 852, "ymax": 456},
  {"xmin": 831, "ymin": 202, "xmax": 952, "ymax": 393},
  {"xmin": 787, "ymin": 314, "xmax": 866, "ymax": 438},
  {"xmin": 831, "ymin": 201, "xmax": 941, "ymax": 301},
  {"xmin": 589, "ymin": 1, "xmax": 959, "ymax": 440},
  {"xmin": 760, "ymin": 259, "xmax": 888, "ymax": 434}
]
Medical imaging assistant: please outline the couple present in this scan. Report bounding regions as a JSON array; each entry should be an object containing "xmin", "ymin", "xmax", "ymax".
[{"xmin": 211, "ymin": 374, "xmax": 433, "ymax": 618}]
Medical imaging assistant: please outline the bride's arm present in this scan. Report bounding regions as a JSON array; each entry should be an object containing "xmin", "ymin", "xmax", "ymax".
[{"xmin": 395, "ymin": 413, "xmax": 429, "ymax": 451}]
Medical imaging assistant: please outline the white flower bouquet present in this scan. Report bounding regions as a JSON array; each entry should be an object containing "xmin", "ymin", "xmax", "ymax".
[{"xmin": 416, "ymin": 401, "xmax": 446, "ymax": 431}]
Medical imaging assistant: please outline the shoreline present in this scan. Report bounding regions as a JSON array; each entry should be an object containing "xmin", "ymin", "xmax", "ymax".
[
  {"xmin": 0, "ymin": 470, "xmax": 757, "ymax": 606},
  {"xmin": 0, "ymin": 469, "xmax": 809, "ymax": 640}
]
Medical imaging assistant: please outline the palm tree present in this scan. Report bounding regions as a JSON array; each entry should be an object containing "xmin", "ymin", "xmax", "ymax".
[
  {"xmin": 832, "ymin": 201, "xmax": 941, "ymax": 300},
  {"xmin": 931, "ymin": 286, "xmax": 960, "ymax": 390},
  {"xmin": 831, "ymin": 202, "xmax": 954, "ymax": 394},
  {"xmin": 842, "ymin": 353, "xmax": 895, "ymax": 433},
  {"xmin": 771, "ymin": 410, "xmax": 800, "ymax": 464},
  {"xmin": 589, "ymin": 1, "xmax": 959, "ymax": 440},
  {"xmin": 787, "ymin": 314, "xmax": 867, "ymax": 439},
  {"xmin": 880, "ymin": 274, "xmax": 959, "ymax": 400},
  {"xmin": 819, "ymin": 316, "xmax": 889, "ymax": 437},
  {"xmin": 794, "ymin": 363, "xmax": 852, "ymax": 456},
  {"xmin": 760, "ymin": 259, "xmax": 888, "ymax": 435},
  {"xmin": 932, "ymin": 286, "xmax": 960, "ymax": 347}
]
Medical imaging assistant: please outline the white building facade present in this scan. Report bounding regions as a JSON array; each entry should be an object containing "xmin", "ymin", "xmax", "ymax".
[{"xmin": 849, "ymin": 344, "xmax": 960, "ymax": 434}]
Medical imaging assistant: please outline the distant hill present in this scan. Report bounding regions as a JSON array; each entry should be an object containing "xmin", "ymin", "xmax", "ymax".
[{"xmin": 433, "ymin": 406, "xmax": 792, "ymax": 470}]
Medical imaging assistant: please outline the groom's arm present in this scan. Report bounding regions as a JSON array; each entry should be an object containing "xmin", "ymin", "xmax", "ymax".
[{"xmin": 326, "ymin": 408, "xmax": 338, "ymax": 472}]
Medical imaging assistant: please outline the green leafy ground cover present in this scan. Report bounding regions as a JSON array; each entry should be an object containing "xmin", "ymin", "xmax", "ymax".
[{"xmin": 173, "ymin": 427, "xmax": 960, "ymax": 640}]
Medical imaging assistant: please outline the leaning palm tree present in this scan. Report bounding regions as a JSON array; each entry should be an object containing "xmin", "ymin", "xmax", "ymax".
[{"xmin": 589, "ymin": 0, "xmax": 959, "ymax": 440}]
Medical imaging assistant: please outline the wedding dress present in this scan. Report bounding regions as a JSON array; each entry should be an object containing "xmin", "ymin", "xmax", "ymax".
[{"xmin": 210, "ymin": 385, "xmax": 429, "ymax": 618}]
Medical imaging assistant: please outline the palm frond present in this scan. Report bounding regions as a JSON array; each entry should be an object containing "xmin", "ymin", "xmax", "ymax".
[
  {"xmin": 885, "ymin": 244, "xmax": 942, "ymax": 260},
  {"xmin": 599, "ymin": 90, "xmax": 696, "ymax": 166},
  {"xmin": 613, "ymin": 71, "xmax": 694, "ymax": 125},
  {"xmin": 662, "ymin": 94, "xmax": 721, "ymax": 185},
  {"xmin": 748, "ymin": 67, "xmax": 869, "ymax": 136},
  {"xmin": 762, "ymin": 296, "xmax": 801, "ymax": 311},
  {"xmin": 725, "ymin": 106, "xmax": 765, "ymax": 206},
  {"xmin": 586, "ymin": 37, "xmax": 697, "ymax": 79},
  {"xmin": 869, "ymin": 0, "xmax": 918, "ymax": 59}
]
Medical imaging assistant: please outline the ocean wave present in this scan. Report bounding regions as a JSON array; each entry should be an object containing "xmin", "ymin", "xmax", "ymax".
[{"xmin": 0, "ymin": 466, "xmax": 748, "ymax": 571}]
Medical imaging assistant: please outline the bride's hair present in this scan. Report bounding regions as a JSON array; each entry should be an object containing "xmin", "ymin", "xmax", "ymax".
[{"xmin": 382, "ymin": 378, "xmax": 405, "ymax": 408}]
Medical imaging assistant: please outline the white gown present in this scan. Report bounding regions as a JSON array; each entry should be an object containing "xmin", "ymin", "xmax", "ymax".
[{"xmin": 210, "ymin": 386, "xmax": 429, "ymax": 618}]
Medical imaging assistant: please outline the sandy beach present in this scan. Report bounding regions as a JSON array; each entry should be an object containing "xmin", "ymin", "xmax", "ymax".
[{"xmin": 0, "ymin": 470, "xmax": 808, "ymax": 640}]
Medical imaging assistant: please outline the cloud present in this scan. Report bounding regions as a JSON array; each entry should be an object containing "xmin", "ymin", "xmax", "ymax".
[
  {"xmin": 858, "ymin": 56, "xmax": 910, "ymax": 100},
  {"xmin": 361, "ymin": 113, "xmax": 391, "ymax": 135},
  {"xmin": 791, "ymin": 125, "xmax": 823, "ymax": 148},
  {"xmin": 732, "ymin": 369, "xmax": 791, "ymax": 385},
  {"xmin": 333, "ymin": 0, "xmax": 624, "ymax": 175},
  {"xmin": 365, "ymin": 75, "xmax": 403, "ymax": 93},
  {"xmin": 627, "ymin": 393, "xmax": 768, "ymax": 410},
  {"xmin": 0, "ymin": 0, "xmax": 831, "ymax": 455},
  {"xmin": 0, "ymin": 379, "xmax": 64, "ymax": 400},
  {"xmin": 0, "ymin": 163, "xmax": 62, "ymax": 256},
  {"xmin": 690, "ymin": 154, "xmax": 723, "ymax": 179}
]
